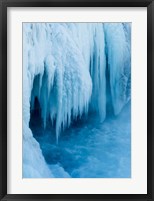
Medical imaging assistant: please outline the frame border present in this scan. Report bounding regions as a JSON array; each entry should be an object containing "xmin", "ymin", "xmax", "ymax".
[{"xmin": 0, "ymin": 0, "xmax": 153, "ymax": 200}]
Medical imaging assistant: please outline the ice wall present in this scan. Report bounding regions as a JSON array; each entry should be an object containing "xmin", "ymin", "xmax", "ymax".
[
  {"xmin": 104, "ymin": 23, "xmax": 131, "ymax": 115},
  {"xmin": 89, "ymin": 24, "xmax": 106, "ymax": 121},
  {"xmin": 23, "ymin": 23, "xmax": 131, "ymax": 177}
]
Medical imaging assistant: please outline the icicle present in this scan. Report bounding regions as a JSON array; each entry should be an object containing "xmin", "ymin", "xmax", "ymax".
[
  {"xmin": 104, "ymin": 23, "xmax": 131, "ymax": 115},
  {"xmin": 89, "ymin": 23, "xmax": 106, "ymax": 122},
  {"xmin": 24, "ymin": 22, "xmax": 131, "ymax": 142}
]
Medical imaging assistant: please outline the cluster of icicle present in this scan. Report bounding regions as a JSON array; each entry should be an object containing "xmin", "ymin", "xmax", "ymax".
[
  {"xmin": 23, "ymin": 23, "xmax": 131, "ymax": 177},
  {"xmin": 23, "ymin": 23, "xmax": 131, "ymax": 142}
]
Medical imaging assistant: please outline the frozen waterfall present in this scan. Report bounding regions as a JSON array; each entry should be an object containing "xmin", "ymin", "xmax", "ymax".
[{"xmin": 23, "ymin": 22, "xmax": 131, "ymax": 178}]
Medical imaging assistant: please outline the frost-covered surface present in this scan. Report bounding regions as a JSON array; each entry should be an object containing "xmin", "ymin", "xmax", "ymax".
[{"xmin": 23, "ymin": 23, "xmax": 131, "ymax": 178}]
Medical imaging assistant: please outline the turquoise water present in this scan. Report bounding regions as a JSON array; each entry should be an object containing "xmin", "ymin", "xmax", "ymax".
[{"xmin": 30, "ymin": 102, "xmax": 131, "ymax": 178}]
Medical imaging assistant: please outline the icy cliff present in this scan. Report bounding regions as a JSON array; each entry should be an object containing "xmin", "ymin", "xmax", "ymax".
[{"xmin": 23, "ymin": 23, "xmax": 131, "ymax": 178}]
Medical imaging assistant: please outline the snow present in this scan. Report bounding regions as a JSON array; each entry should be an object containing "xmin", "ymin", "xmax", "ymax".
[
  {"xmin": 23, "ymin": 121, "xmax": 53, "ymax": 178},
  {"xmin": 23, "ymin": 22, "xmax": 131, "ymax": 178}
]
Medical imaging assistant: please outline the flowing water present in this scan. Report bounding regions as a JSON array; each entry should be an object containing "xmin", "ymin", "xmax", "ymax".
[{"xmin": 30, "ymin": 102, "xmax": 131, "ymax": 178}]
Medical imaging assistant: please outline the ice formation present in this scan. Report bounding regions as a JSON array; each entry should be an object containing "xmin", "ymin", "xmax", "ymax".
[{"xmin": 23, "ymin": 23, "xmax": 131, "ymax": 178}]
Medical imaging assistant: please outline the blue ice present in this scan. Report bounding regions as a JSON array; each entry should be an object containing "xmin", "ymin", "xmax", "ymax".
[{"xmin": 23, "ymin": 22, "xmax": 131, "ymax": 178}]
